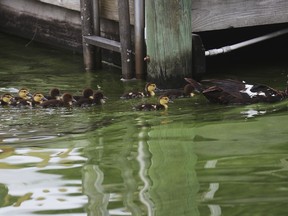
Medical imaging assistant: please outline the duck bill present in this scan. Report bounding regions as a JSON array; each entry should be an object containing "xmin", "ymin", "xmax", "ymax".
[
  {"xmin": 27, "ymin": 93, "xmax": 33, "ymax": 99},
  {"xmin": 100, "ymin": 99, "xmax": 106, "ymax": 104}
]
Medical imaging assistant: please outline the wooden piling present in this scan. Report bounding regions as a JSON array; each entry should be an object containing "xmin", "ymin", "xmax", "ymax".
[
  {"xmin": 145, "ymin": 0, "xmax": 192, "ymax": 88},
  {"xmin": 134, "ymin": 0, "xmax": 145, "ymax": 79},
  {"xmin": 118, "ymin": 0, "xmax": 133, "ymax": 79},
  {"xmin": 80, "ymin": 0, "xmax": 95, "ymax": 71},
  {"xmin": 92, "ymin": 0, "xmax": 102, "ymax": 68},
  {"xmin": 192, "ymin": 34, "xmax": 206, "ymax": 80}
]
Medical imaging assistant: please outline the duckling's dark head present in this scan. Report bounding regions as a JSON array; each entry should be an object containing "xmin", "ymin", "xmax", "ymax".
[
  {"xmin": 49, "ymin": 88, "xmax": 61, "ymax": 99},
  {"xmin": 93, "ymin": 91, "xmax": 107, "ymax": 104},
  {"xmin": 18, "ymin": 88, "xmax": 32, "ymax": 99},
  {"xmin": 61, "ymin": 93, "xmax": 76, "ymax": 105},
  {"xmin": 82, "ymin": 88, "xmax": 94, "ymax": 99},
  {"xmin": 183, "ymin": 84, "xmax": 196, "ymax": 97}
]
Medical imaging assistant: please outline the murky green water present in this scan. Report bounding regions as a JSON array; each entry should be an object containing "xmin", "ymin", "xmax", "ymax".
[{"xmin": 1, "ymin": 32, "xmax": 288, "ymax": 216}]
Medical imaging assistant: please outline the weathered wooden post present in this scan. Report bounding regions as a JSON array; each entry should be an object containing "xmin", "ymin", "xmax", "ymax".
[
  {"xmin": 80, "ymin": 0, "xmax": 95, "ymax": 71},
  {"xmin": 92, "ymin": 0, "xmax": 102, "ymax": 68},
  {"xmin": 134, "ymin": 0, "xmax": 145, "ymax": 79},
  {"xmin": 118, "ymin": 0, "xmax": 133, "ymax": 79},
  {"xmin": 145, "ymin": 0, "xmax": 192, "ymax": 87}
]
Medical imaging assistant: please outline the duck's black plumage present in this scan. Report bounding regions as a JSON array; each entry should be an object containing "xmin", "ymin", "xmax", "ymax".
[
  {"xmin": 121, "ymin": 83, "xmax": 157, "ymax": 99},
  {"xmin": 134, "ymin": 96, "xmax": 171, "ymax": 111},
  {"xmin": 41, "ymin": 93, "xmax": 75, "ymax": 108},
  {"xmin": 185, "ymin": 78, "xmax": 288, "ymax": 104}
]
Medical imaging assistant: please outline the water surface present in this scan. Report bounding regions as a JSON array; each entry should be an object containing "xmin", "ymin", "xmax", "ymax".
[{"xmin": 1, "ymin": 33, "xmax": 288, "ymax": 216}]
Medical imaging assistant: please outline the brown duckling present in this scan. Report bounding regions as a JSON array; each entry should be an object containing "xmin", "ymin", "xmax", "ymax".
[
  {"xmin": 185, "ymin": 78, "xmax": 288, "ymax": 104},
  {"xmin": 73, "ymin": 88, "xmax": 94, "ymax": 101},
  {"xmin": 45, "ymin": 88, "xmax": 61, "ymax": 100},
  {"xmin": 121, "ymin": 83, "xmax": 158, "ymax": 99},
  {"xmin": 134, "ymin": 96, "xmax": 172, "ymax": 111},
  {"xmin": 40, "ymin": 93, "xmax": 76, "ymax": 108},
  {"xmin": 74, "ymin": 90, "xmax": 107, "ymax": 107},
  {"xmin": 0, "ymin": 93, "xmax": 15, "ymax": 106},
  {"xmin": 161, "ymin": 84, "xmax": 195, "ymax": 99}
]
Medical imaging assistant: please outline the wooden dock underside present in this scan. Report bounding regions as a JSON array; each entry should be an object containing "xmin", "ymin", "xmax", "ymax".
[
  {"xmin": 1, "ymin": 0, "xmax": 288, "ymax": 42},
  {"xmin": 192, "ymin": 0, "xmax": 288, "ymax": 32}
]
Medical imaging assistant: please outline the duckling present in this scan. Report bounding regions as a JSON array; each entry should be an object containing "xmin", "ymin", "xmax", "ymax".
[
  {"xmin": 15, "ymin": 88, "xmax": 33, "ymax": 100},
  {"xmin": 73, "ymin": 88, "xmax": 94, "ymax": 101},
  {"xmin": 45, "ymin": 88, "xmax": 61, "ymax": 100},
  {"xmin": 134, "ymin": 96, "xmax": 172, "ymax": 111},
  {"xmin": 31, "ymin": 93, "xmax": 48, "ymax": 106},
  {"xmin": 13, "ymin": 93, "xmax": 48, "ymax": 107},
  {"xmin": 185, "ymin": 78, "xmax": 288, "ymax": 104},
  {"xmin": 0, "ymin": 93, "xmax": 15, "ymax": 106},
  {"xmin": 121, "ymin": 83, "xmax": 158, "ymax": 99},
  {"xmin": 74, "ymin": 90, "xmax": 107, "ymax": 107},
  {"xmin": 161, "ymin": 84, "xmax": 195, "ymax": 99},
  {"xmin": 40, "ymin": 93, "xmax": 76, "ymax": 108},
  {"xmin": 10, "ymin": 88, "xmax": 33, "ymax": 106}
]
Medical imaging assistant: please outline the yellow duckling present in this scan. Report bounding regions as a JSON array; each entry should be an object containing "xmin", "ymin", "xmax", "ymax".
[
  {"xmin": 134, "ymin": 96, "xmax": 172, "ymax": 111},
  {"xmin": 0, "ymin": 93, "xmax": 15, "ymax": 106},
  {"xmin": 121, "ymin": 83, "xmax": 158, "ymax": 99}
]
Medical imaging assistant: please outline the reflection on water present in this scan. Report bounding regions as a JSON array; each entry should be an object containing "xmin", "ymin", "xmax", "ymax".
[{"xmin": 1, "ymin": 32, "xmax": 288, "ymax": 216}]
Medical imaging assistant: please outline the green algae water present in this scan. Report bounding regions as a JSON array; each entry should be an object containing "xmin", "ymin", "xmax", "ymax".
[{"xmin": 1, "ymin": 32, "xmax": 288, "ymax": 216}]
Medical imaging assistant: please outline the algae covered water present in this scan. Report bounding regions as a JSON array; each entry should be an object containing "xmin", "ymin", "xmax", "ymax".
[{"xmin": 1, "ymin": 32, "xmax": 288, "ymax": 216}]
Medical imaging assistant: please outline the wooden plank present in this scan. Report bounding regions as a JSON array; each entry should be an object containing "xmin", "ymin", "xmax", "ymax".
[
  {"xmin": 38, "ymin": 0, "xmax": 80, "ymax": 11},
  {"xmin": 84, "ymin": 36, "xmax": 121, "ymax": 53},
  {"xmin": 100, "ymin": 0, "xmax": 135, "ymax": 24},
  {"xmin": 145, "ymin": 0, "xmax": 192, "ymax": 88},
  {"xmin": 192, "ymin": 0, "xmax": 288, "ymax": 32},
  {"xmin": 38, "ymin": 0, "xmax": 135, "ymax": 24}
]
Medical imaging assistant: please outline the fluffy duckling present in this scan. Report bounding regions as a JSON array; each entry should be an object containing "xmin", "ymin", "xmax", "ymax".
[
  {"xmin": 45, "ymin": 88, "xmax": 61, "ymax": 100},
  {"xmin": 13, "ymin": 93, "xmax": 47, "ymax": 107},
  {"xmin": 40, "ymin": 93, "xmax": 76, "ymax": 108},
  {"xmin": 15, "ymin": 88, "xmax": 32, "ymax": 100},
  {"xmin": 74, "ymin": 90, "xmax": 107, "ymax": 107},
  {"xmin": 134, "ymin": 96, "xmax": 172, "ymax": 111},
  {"xmin": 0, "ymin": 93, "xmax": 15, "ymax": 106},
  {"xmin": 10, "ymin": 88, "xmax": 33, "ymax": 106},
  {"xmin": 73, "ymin": 88, "xmax": 94, "ymax": 101},
  {"xmin": 31, "ymin": 93, "xmax": 48, "ymax": 106},
  {"xmin": 161, "ymin": 84, "xmax": 195, "ymax": 99},
  {"xmin": 121, "ymin": 83, "xmax": 158, "ymax": 99},
  {"xmin": 185, "ymin": 78, "xmax": 288, "ymax": 104}
]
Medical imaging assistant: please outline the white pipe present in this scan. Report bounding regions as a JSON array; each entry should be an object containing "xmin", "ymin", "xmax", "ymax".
[{"xmin": 205, "ymin": 28, "xmax": 288, "ymax": 56}]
